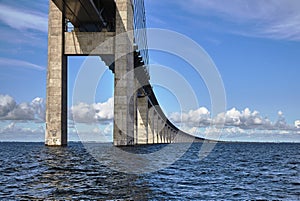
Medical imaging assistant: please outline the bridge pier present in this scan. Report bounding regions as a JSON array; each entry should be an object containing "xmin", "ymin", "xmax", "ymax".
[
  {"xmin": 164, "ymin": 126, "xmax": 168, "ymax": 143},
  {"xmin": 136, "ymin": 95, "xmax": 148, "ymax": 144},
  {"xmin": 45, "ymin": 0, "xmax": 67, "ymax": 146},
  {"xmin": 153, "ymin": 111, "xmax": 158, "ymax": 144},
  {"xmin": 148, "ymin": 107, "xmax": 155, "ymax": 144},
  {"xmin": 163, "ymin": 124, "xmax": 168, "ymax": 143},
  {"xmin": 113, "ymin": 0, "xmax": 136, "ymax": 146},
  {"xmin": 157, "ymin": 116, "xmax": 163, "ymax": 143}
]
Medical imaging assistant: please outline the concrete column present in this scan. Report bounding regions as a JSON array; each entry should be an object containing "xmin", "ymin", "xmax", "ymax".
[
  {"xmin": 156, "ymin": 116, "xmax": 161, "ymax": 144},
  {"xmin": 147, "ymin": 106, "xmax": 155, "ymax": 144},
  {"xmin": 157, "ymin": 115, "xmax": 161, "ymax": 144},
  {"xmin": 166, "ymin": 126, "xmax": 169, "ymax": 143},
  {"xmin": 114, "ymin": 0, "xmax": 135, "ymax": 146},
  {"xmin": 168, "ymin": 128, "xmax": 170, "ymax": 143},
  {"xmin": 133, "ymin": 79, "xmax": 139, "ymax": 145},
  {"xmin": 172, "ymin": 130, "xmax": 177, "ymax": 143},
  {"xmin": 172, "ymin": 130, "xmax": 176, "ymax": 143},
  {"xmin": 162, "ymin": 122, "xmax": 166, "ymax": 143},
  {"xmin": 159, "ymin": 119, "xmax": 163, "ymax": 143},
  {"xmin": 153, "ymin": 110, "xmax": 158, "ymax": 144},
  {"xmin": 176, "ymin": 132, "xmax": 181, "ymax": 143},
  {"xmin": 164, "ymin": 124, "xmax": 167, "ymax": 143},
  {"xmin": 137, "ymin": 96, "xmax": 148, "ymax": 144},
  {"xmin": 45, "ymin": 1, "xmax": 67, "ymax": 146},
  {"xmin": 168, "ymin": 127, "xmax": 171, "ymax": 143}
]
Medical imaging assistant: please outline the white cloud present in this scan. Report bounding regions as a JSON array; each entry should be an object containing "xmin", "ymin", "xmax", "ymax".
[
  {"xmin": 0, "ymin": 57, "xmax": 45, "ymax": 71},
  {"xmin": 31, "ymin": 97, "xmax": 46, "ymax": 121},
  {"xmin": 70, "ymin": 98, "xmax": 114, "ymax": 123},
  {"xmin": 93, "ymin": 98, "xmax": 114, "ymax": 120},
  {"xmin": 0, "ymin": 94, "xmax": 113, "ymax": 123},
  {"xmin": 170, "ymin": 107, "xmax": 211, "ymax": 127},
  {"xmin": 178, "ymin": 0, "xmax": 300, "ymax": 41},
  {"xmin": 1, "ymin": 93, "xmax": 299, "ymax": 141},
  {"xmin": 70, "ymin": 103, "xmax": 95, "ymax": 123},
  {"xmin": 0, "ymin": 94, "xmax": 45, "ymax": 121},
  {"xmin": 295, "ymin": 120, "xmax": 300, "ymax": 129},
  {"xmin": 104, "ymin": 123, "xmax": 113, "ymax": 135},
  {"xmin": 0, "ymin": 122, "xmax": 44, "ymax": 134},
  {"xmin": 0, "ymin": 94, "xmax": 16, "ymax": 117},
  {"xmin": 6, "ymin": 102, "xmax": 35, "ymax": 120},
  {"xmin": 0, "ymin": 3, "xmax": 48, "ymax": 33},
  {"xmin": 171, "ymin": 106, "xmax": 299, "ymax": 132}
]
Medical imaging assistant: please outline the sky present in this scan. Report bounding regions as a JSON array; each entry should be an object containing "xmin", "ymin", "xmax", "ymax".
[{"xmin": 0, "ymin": 0, "xmax": 300, "ymax": 142}]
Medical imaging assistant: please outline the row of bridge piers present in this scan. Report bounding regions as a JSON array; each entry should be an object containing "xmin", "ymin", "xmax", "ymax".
[
  {"xmin": 135, "ymin": 95, "xmax": 178, "ymax": 145},
  {"xmin": 46, "ymin": 0, "xmax": 202, "ymax": 146}
]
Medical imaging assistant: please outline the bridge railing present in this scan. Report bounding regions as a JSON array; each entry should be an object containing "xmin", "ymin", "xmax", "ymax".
[{"xmin": 132, "ymin": 0, "xmax": 149, "ymax": 73}]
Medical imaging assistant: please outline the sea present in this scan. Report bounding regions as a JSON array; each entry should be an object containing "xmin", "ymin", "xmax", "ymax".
[{"xmin": 0, "ymin": 142, "xmax": 299, "ymax": 200}]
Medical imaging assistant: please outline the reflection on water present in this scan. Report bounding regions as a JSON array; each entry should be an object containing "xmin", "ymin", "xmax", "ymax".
[{"xmin": 0, "ymin": 142, "xmax": 299, "ymax": 200}]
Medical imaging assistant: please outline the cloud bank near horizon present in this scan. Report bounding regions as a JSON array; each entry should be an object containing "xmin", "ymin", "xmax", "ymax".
[
  {"xmin": 170, "ymin": 107, "xmax": 299, "ymax": 132},
  {"xmin": 0, "ymin": 94, "xmax": 299, "ymax": 139}
]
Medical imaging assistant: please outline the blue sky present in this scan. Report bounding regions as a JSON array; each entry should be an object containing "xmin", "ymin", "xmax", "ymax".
[{"xmin": 0, "ymin": 0, "xmax": 300, "ymax": 142}]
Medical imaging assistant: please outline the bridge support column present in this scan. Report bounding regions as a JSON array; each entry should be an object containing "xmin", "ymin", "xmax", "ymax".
[
  {"xmin": 153, "ymin": 110, "xmax": 158, "ymax": 144},
  {"xmin": 114, "ymin": 0, "xmax": 135, "ymax": 146},
  {"xmin": 148, "ymin": 106, "xmax": 155, "ymax": 144},
  {"xmin": 172, "ymin": 130, "xmax": 177, "ymax": 143},
  {"xmin": 137, "ymin": 96, "xmax": 148, "ymax": 144},
  {"xmin": 168, "ymin": 127, "xmax": 171, "ymax": 143},
  {"xmin": 165, "ymin": 126, "xmax": 168, "ymax": 143},
  {"xmin": 162, "ymin": 125, "xmax": 166, "ymax": 143},
  {"xmin": 164, "ymin": 126, "xmax": 167, "ymax": 143},
  {"xmin": 158, "ymin": 117, "xmax": 164, "ymax": 143},
  {"xmin": 167, "ymin": 127, "xmax": 170, "ymax": 143},
  {"xmin": 45, "ymin": 1, "xmax": 67, "ymax": 146},
  {"xmin": 156, "ymin": 117, "xmax": 161, "ymax": 143}
]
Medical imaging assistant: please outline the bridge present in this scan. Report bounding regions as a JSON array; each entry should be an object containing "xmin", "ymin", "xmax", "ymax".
[{"xmin": 45, "ymin": 0, "xmax": 205, "ymax": 146}]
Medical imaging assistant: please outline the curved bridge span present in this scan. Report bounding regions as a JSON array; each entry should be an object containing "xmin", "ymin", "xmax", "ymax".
[{"xmin": 46, "ymin": 0, "xmax": 204, "ymax": 146}]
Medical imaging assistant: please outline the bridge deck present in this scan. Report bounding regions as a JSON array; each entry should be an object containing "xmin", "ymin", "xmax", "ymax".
[{"xmin": 52, "ymin": 0, "xmax": 115, "ymax": 31}]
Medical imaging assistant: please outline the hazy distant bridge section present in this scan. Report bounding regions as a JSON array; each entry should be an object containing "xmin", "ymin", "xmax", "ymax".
[{"xmin": 45, "ymin": 0, "xmax": 204, "ymax": 146}]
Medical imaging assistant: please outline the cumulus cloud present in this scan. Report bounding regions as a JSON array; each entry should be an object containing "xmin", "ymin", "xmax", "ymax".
[
  {"xmin": 70, "ymin": 98, "xmax": 114, "ymax": 123},
  {"xmin": 0, "ymin": 94, "xmax": 16, "ymax": 117},
  {"xmin": 214, "ymin": 108, "xmax": 274, "ymax": 130},
  {"xmin": 170, "ymin": 107, "xmax": 300, "ymax": 132},
  {"xmin": 6, "ymin": 102, "xmax": 36, "ymax": 120},
  {"xmin": 0, "ymin": 94, "xmax": 114, "ymax": 123},
  {"xmin": 0, "ymin": 94, "xmax": 45, "ymax": 121},
  {"xmin": 170, "ymin": 107, "xmax": 211, "ymax": 127}
]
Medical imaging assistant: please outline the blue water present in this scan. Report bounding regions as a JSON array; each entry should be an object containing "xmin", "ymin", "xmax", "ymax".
[{"xmin": 0, "ymin": 142, "xmax": 299, "ymax": 200}]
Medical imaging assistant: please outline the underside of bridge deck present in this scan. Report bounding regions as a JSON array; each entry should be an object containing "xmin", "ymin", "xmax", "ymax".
[{"xmin": 52, "ymin": 0, "xmax": 116, "ymax": 32}]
